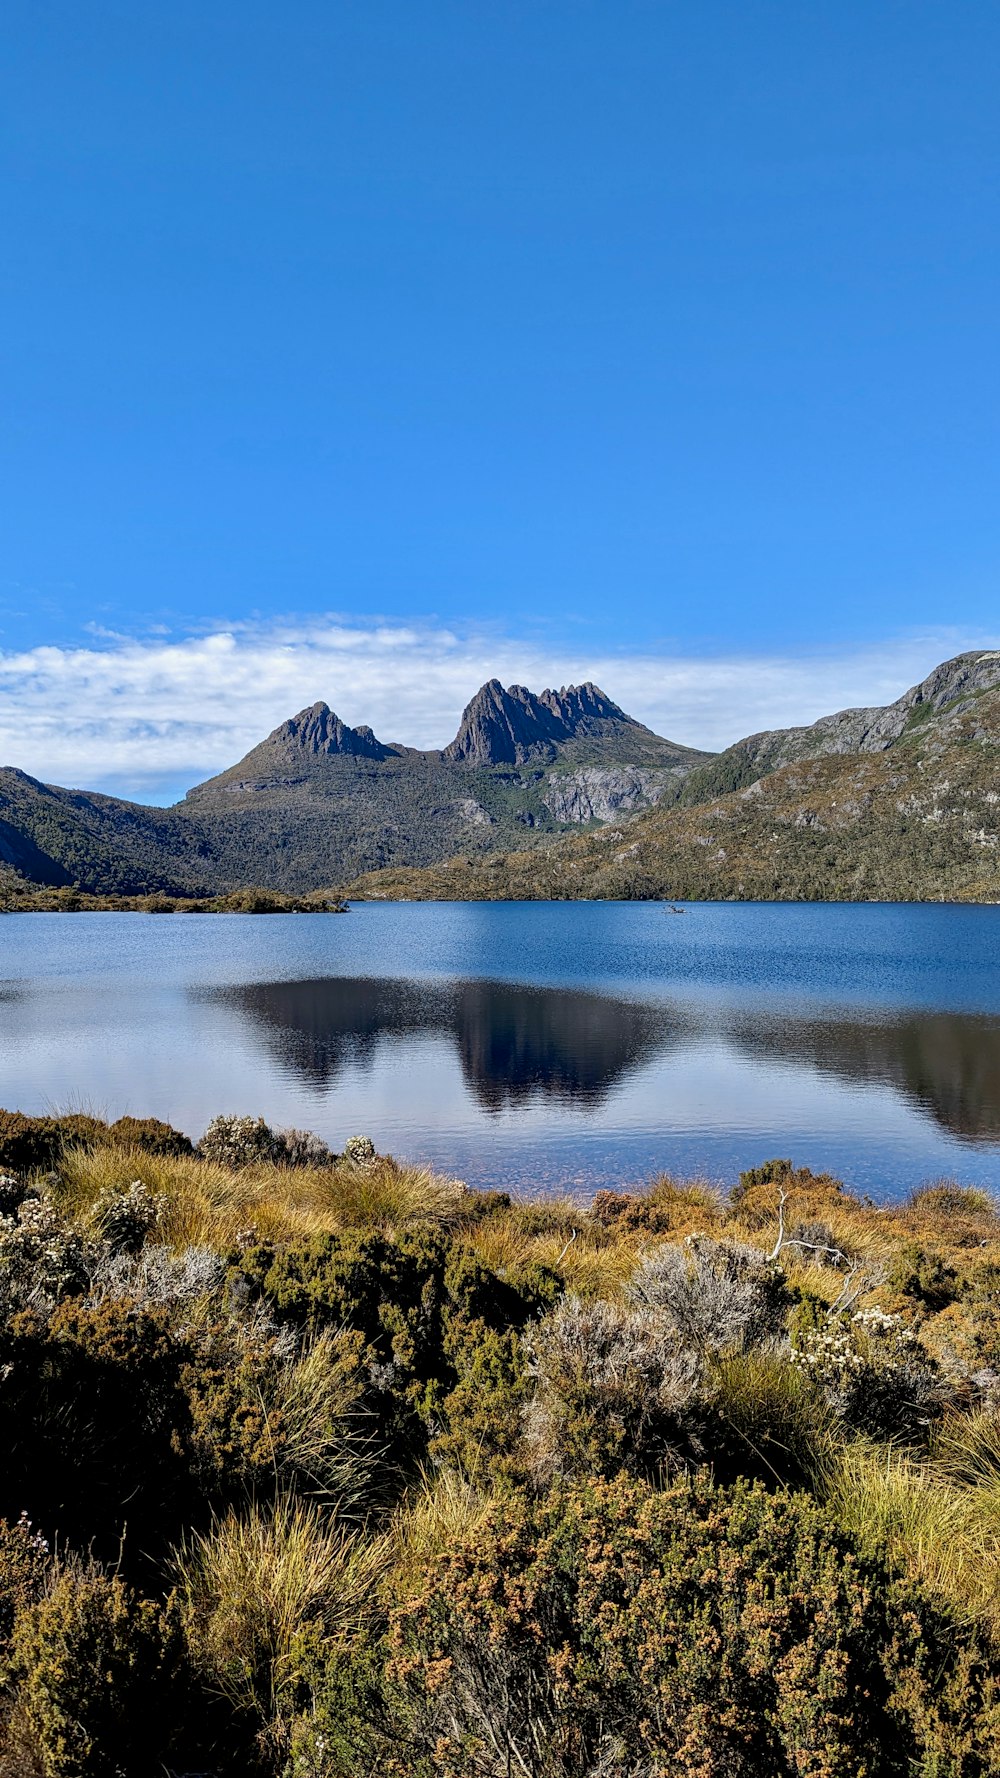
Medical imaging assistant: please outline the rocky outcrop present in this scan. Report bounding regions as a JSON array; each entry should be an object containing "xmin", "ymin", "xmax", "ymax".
[
  {"xmin": 681, "ymin": 650, "xmax": 1000, "ymax": 805},
  {"xmin": 541, "ymin": 767, "xmax": 675, "ymax": 823},
  {"xmin": 265, "ymin": 703, "xmax": 389, "ymax": 761},
  {"xmin": 443, "ymin": 680, "xmax": 639, "ymax": 766}
]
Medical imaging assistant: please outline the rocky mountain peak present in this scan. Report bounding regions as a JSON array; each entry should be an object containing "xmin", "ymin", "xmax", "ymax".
[
  {"xmin": 443, "ymin": 679, "xmax": 637, "ymax": 766},
  {"xmin": 269, "ymin": 703, "xmax": 388, "ymax": 760}
]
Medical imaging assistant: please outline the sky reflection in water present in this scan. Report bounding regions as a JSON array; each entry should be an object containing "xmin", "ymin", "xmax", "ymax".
[{"xmin": 1, "ymin": 902, "xmax": 1000, "ymax": 1198}]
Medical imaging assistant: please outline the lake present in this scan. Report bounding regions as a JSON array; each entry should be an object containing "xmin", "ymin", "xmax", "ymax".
[{"xmin": 2, "ymin": 901, "xmax": 1000, "ymax": 1200}]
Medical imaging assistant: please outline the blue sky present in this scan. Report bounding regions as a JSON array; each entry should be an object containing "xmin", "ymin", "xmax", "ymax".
[{"xmin": 2, "ymin": 2, "xmax": 999, "ymax": 796}]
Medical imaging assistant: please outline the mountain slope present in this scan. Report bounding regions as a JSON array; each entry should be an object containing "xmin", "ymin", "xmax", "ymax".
[
  {"xmin": 0, "ymin": 682, "xmax": 707, "ymax": 894},
  {"xmin": 0, "ymin": 769, "xmax": 226, "ymax": 896},
  {"xmin": 678, "ymin": 649, "xmax": 1000, "ymax": 803},
  {"xmin": 345, "ymin": 659, "xmax": 1000, "ymax": 903}
]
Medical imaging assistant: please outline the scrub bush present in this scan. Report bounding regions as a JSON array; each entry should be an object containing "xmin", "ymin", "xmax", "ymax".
[
  {"xmin": 274, "ymin": 1126, "xmax": 333, "ymax": 1168},
  {"xmin": 8, "ymin": 1566, "xmax": 188, "ymax": 1778},
  {"xmin": 105, "ymin": 1115, "xmax": 193, "ymax": 1156},
  {"xmin": 0, "ymin": 1110, "xmax": 190, "ymax": 1175},
  {"xmin": 627, "ymin": 1235, "xmax": 790, "ymax": 1353},
  {"xmin": 0, "ymin": 1301, "xmax": 194, "ymax": 1567},
  {"xmin": 198, "ymin": 1114, "xmax": 280, "ymax": 1168},
  {"xmin": 386, "ymin": 1473, "xmax": 1000, "ymax": 1778},
  {"xmin": 86, "ymin": 1179, "xmax": 165, "ymax": 1256},
  {"xmin": 888, "ymin": 1242, "xmax": 961, "ymax": 1310},
  {"xmin": 0, "ymin": 1515, "xmax": 50, "ymax": 1653},
  {"xmin": 232, "ymin": 1228, "xmax": 559, "ymax": 1470},
  {"xmin": 523, "ymin": 1295, "xmax": 703, "ymax": 1483},
  {"xmin": 0, "ymin": 1112, "xmax": 106, "ymax": 1176},
  {"xmin": 790, "ymin": 1306, "xmax": 944, "ymax": 1441},
  {"xmin": 0, "ymin": 1191, "xmax": 88, "ymax": 1316},
  {"xmin": 342, "ymin": 1134, "xmax": 377, "ymax": 1167}
]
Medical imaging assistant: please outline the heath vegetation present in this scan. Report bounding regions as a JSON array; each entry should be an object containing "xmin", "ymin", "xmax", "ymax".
[{"xmin": 1, "ymin": 1119, "xmax": 1000, "ymax": 1772}]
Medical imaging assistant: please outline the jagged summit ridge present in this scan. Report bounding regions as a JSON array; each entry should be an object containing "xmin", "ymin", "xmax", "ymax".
[{"xmin": 443, "ymin": 679, "xmax": 637, "ymax": 766}]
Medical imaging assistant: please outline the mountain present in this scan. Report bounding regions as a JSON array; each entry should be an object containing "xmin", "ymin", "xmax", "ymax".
[
  {"xmin": 441, "ymin": 679, "xmax": 676, "ymax": 767},
  {"xmin": 6, "ymin": 651, "xmax": 1000, "ymax": 903},
  {"xmin": 344, "ymin": 650, "xmax": 1000, "ymax": 903},
  {"xmin": 0, "ymin": 682, "xmax": 708, "ymax": 895}
]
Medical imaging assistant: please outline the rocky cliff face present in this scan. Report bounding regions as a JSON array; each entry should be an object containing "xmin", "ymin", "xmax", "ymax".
[
  {"xmin": 768, "ymin": 649, "xmax": 1000, "ymax": 758},
  {"xmin": 541, "ymin": 766, "xmax": 677, "ymax": 823},
  {"xmin": 273, "ymin": 703, "xmax": 390, "ymax": 760},
  {"xmin": 442, "ymin": 680, "xmax": 643, "ymax": 766}
]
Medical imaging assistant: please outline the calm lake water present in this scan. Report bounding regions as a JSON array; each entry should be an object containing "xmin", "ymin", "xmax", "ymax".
[{"xmin": 2, "ymin": 901, "xmax": 1000, "ymax": 1200}]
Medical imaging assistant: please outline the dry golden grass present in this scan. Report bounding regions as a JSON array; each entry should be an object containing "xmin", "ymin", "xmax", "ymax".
[
  {"xmin": 57, "ymin": 1142, "xmax": 468, "ymax": 1249},
  {"xmin": 829, "ymin": 1441, "xmax": 1000, "ymax": 1637},
  {"xmin": 390, "ymin": 1469, "xmax": 496, "ymax": 1592},
  {"xmin": 642, "ymin": 1174, "xmax": 725, "ymax": 1230},
  {"xmin": 462, "ymin": 1195, "xmax": 645, "ymax": 1296},
  {"xmin": 176, "ymin": 1496, "xmax": 390, "ymax": 1725}
]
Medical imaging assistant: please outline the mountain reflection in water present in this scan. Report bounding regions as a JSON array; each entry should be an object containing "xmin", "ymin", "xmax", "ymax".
[
  {"xmin": 209, "ymin": 976, "xmax": 671, "ymax": 1111},
  {"xmin": 738, "ymin": 1010, "xmax": 1000, "ymax": 1144},
  {"xmin": 207, "ymin": 976, "xmax": 1000, "ymax": 1142}
]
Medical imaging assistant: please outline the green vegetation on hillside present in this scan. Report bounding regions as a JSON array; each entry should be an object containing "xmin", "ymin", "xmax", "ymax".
[
  {"xmin": 2, "ymin": 1112, "xmax": 1000, "ymax": 1770},
  {"xmin": 345, "ymin": 682, "xmax": 1000, "ymax": 902},
  {"xmin": 0, "ymin": 866, "xmax": 348, "ymax": 914},
  {"xmin": 4, "ymin": 653, "xmax": 1000, "ymax": 902}
]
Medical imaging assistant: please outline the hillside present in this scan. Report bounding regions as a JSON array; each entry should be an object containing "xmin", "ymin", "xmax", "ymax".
[
  {"xmin": 4, "ymin": 651, "xmax": 1000, "ymax": 901},
  {"xmin": 0, "ymin": 681, "xmax": 707, "ymax": 895},
  {"xmin": 345, "ymin": 657, "xmax": 1000, "ymax": 902}
]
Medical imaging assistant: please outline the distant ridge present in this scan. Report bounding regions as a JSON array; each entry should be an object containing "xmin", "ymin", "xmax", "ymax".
[
  {"xmin": 0, "ymin": 677, "xmax": 708, "ymax": 895},
  {"xmin": 4, "ymin": 651, "xmax": 1000, "ymax": 903}
]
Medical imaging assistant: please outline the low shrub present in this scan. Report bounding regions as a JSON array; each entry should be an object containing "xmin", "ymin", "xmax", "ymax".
[
  {"xmin": 888, "ymin": 1242, "xmax": 961, "ymax": 1310},
  {"xmin": 0, "ymin": 1301, "xmax": 194, "ymax": 1568},
  {"xmin": 790, "ymin": 1305, "xmax": 944, "ymax": 1442},
  {"xmin": 0, "ymin": 1112, "xmax": 106, "ymax": 1177},
  {"xmin": 0, "ymin": 1110, "xmax": 191, "ymax": 1175},
  {"xmin": 274, "ymin": 1126, "xmax": 333, "ymax": 1168},
  {"xmin": 106, "ymin": 1115, "xmax": 193, "ymax": 1157},
  {"xmin": 0, "ymin": 1515, "xmax": 50, "ymax": 1653},
  {"xmin": 386, "ymin": 1473, "xmax": 1000, "ymax": 1777},
  {"xmin": 523, "ymin": 1295, "xmax": 703, "ymax": 1483},
  {"xmin": 199, "ymin": 1114, "xmax": 279, "ymax": 1169},
  {"xmin": 627, "ymin": 1235, "xmax": 790, "ymax": 1353},
  {"xmin": 0, "ymin": 1191, "xmax": 88, "ymax": 1317},
  {"xmin": 9, "ymin": 1565, "xmax": 188, "ymax": 1778},
  {"xmin": 232, "ymin": 1227, "xmax": 560, "ymax": 1470},
  {"xmin": 86, "ymin": 1179, "xmax": 166, "ymax": 1256},
  {"xmin": 185, "ymin": 1321, "xmax": 378, "ymax": 1515},
  {"xmin": 342, "ymin": 1134, "xmax": 377, "ymax": 1167}
]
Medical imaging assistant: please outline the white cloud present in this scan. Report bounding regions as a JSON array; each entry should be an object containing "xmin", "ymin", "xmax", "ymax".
[{"xmin": 0, "ymin": 619, "xmax": 995, "ymax": 801}]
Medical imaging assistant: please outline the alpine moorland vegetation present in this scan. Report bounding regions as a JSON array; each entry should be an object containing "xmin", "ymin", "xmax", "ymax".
[
  {"xmin": 344, "ymin": 677, "xmax": 1000, "ymax": 903},
  {"xmin": 2, "ymin": 1115, "xmax": 1000, "ymax": 1771},
  {"xmin": 0, "ymin": 868, "xmax": 348, "ymax": 914}
]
